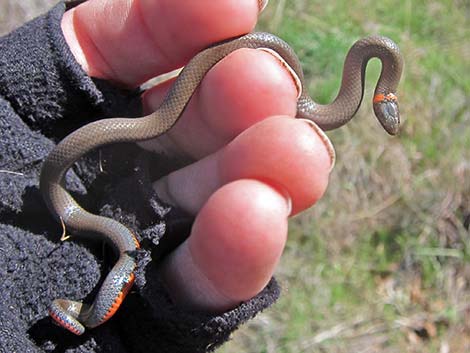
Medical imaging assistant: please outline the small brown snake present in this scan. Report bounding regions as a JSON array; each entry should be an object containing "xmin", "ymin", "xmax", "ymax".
[{"xmin": 40, "ymin": 17, "xmax": 403, "ymax": 334}]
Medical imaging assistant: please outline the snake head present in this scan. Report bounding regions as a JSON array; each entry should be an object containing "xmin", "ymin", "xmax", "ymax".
[{"xmin": 373, "ymin": 93, "xmax": 400, "ymax": 135}]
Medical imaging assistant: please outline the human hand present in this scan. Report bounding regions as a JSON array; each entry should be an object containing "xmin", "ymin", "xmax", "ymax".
[{"xmin": 61, "ymin": 0, "xmax": 335, "ymax": 313}]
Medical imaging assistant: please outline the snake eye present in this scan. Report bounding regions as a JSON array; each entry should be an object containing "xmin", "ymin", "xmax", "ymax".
[{"xmin": 373, "ymin": 98, "xmax": 400, "ymax": 135}]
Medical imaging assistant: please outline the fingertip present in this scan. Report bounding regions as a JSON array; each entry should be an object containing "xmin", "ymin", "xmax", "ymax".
[
  {"xmin": 219, "ymin": 116, "xmax": 332, "ymax": 215},
  {"xmin": 190, "ymin": 179, "xmax": 289, "ymax": 302},
  {"xmin": 63, "ymin": 0, "xmax": 262, "ymax": 84},
  {"xmin": 159, "ymin": 180, "xmax": 289, "ymax": 312},
  {"xmin": 198, "ymin": 48, "xmax": 299, "ymax": 139}
]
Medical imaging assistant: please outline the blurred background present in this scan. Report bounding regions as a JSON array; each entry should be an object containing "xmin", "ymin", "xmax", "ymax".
[{"xmin": 1, "ymin": 0, "xmax": 468, "ymax": 352}]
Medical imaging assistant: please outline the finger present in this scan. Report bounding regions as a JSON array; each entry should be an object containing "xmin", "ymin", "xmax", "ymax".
[
  {"xmin": 61, "ymin": 0, "xmax": 264, "ymax": 86},
  {"xmin": 154, "ymin": 116, "xmax": 335, "ymax": 216},
  {"xmin": 158, "ymin": 179, "xmax": 289, "ymax": 312},
  {"xmin": 140, "ymin": 48, "xmax": 299, "ymax": 159}
]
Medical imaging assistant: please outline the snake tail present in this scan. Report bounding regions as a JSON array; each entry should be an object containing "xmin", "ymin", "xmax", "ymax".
[{"xmin": 49, "ymin": 254, "xmax": 137, "ymax": 335}]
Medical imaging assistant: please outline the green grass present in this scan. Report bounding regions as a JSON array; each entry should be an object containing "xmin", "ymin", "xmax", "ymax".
[{"xmin": 221, "ymin": 0, "xmax": 470, "ymax": 352}]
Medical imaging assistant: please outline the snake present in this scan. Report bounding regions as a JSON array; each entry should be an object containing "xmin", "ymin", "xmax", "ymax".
[{"xmin": 40, "ymin": 32, "xmax": 403, "ymax": 334}]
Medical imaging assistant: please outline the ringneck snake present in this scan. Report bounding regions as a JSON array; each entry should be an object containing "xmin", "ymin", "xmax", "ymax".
[{"xmin": 40, "ymin": 29, "xmax": 403, "ymax": 335}]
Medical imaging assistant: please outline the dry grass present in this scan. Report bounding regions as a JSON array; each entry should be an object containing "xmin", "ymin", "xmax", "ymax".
[
  {"xmin": 221, "ymin": 1, "xmax": 469, "ymax": 352},
  {"xmin": 1, "ymin": 1, "xmax": 469, "ymax": 352}
]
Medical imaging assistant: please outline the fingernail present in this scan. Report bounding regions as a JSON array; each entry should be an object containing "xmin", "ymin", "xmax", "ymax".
[
  {"xmin": 279, "ymin": 187, "xmax": 293, "ymax": 216},
  {"xmin": 257, "ymin": 48, "xmax": 302, "ymax": 99},
  {"xmin": 153, "ymin": 176, "xmax": 177, "ymax": 206},
  {"xmin": 258, "ymin": 0, "xmax": 269, "ymax": 12},
  {"xmin": 299, "ymin": 119, "xmax": 336, "ymax": 172}
]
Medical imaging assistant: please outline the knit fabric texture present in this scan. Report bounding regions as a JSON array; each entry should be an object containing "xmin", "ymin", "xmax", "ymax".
[{"xmin": 0, "ymin": 3, "xmax": 280, "ymax": 352}]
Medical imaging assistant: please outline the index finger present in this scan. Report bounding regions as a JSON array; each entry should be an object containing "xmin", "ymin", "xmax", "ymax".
[{"xmin": 62, "ymin": 0, "xmax": 267, "ymax": 87}]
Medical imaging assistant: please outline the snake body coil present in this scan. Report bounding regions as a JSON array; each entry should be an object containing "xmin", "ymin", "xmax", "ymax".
[{"xmin": 40, "ymin": 32, "xmax": 403, "ymax": 334}]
